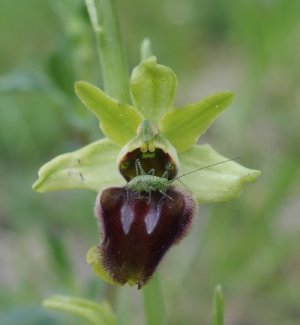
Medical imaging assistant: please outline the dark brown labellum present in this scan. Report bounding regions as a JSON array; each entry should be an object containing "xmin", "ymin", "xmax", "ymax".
[{"xmin": 95, "ymin": 186, "xmax": 196, "ymax": 288}]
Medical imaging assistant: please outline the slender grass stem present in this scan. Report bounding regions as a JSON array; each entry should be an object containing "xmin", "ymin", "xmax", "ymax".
[
  {"xmin": 212, "ymin": 284, "xmax": 224, "ymax": 325},
  {"xmin": 85, "ymin": 0, "xmax": 130, "ymax": 103}
]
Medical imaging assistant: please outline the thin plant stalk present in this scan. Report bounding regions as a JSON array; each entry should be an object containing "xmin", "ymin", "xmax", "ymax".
[
  {"xmin": 85, "ymin": 0, "xmax": 130, "ymax": 103},
  {"xmin": 142, "ymin": 273, "xmax": 167, "ymax": 325},
  {"xmin": 212, "ymin": 285, "xmax": 224, "ymax": 325}
]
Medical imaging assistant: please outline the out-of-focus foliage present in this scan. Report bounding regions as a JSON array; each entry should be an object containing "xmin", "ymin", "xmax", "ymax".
[{"xmin": 0, "ymin": 0, "xmax": 299, "ymax": 324}]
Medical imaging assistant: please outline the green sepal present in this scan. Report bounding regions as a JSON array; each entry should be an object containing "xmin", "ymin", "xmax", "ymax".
[
  {"xmin": 159, "ymin": 92, "xmax": 234, "ymax": 152},
  {"xmin": 178, "ymin": 145, "xmax": 261, "ymax": 203},
  {"xmin": 75, "ymin": 81, "xmax": 143, "ymax": 146},
  {"xmin": 130, "ymin": 56, "xmax": 177, "ymax": 121},
  {"xmin": 32, "ymin": 138, "xmax": 124, "ymax": 193},
  {"xmin": 43, "ymin": 295, "xmax": 116, "ymax": 325}
]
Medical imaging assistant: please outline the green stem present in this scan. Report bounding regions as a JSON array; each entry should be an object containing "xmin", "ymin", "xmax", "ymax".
[
  {"xmin": 85, "ymin": 0, "xmax": 130, "ymax": 103},
  {"xmin": 212, "ymin": 285, "xmax": 224, "ymax": 325},
  {"xmin": 142, "ymin": 273, "xmax": 167, "ymax": 325}
]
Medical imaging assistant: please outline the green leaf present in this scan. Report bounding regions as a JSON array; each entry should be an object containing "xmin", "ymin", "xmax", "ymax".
[
  {"xmin": 212, "ymin": 285, "xmax": 224, "ymax": 325},
  {"xmin": 32, "ymin": 138, "xmax": 124, "ymax": 193},
  {"xmin": 43, "ymin": 295, "xmax": 116, "ymax": 325},
  {"xmin": 130, "ymin": 57, "xmax": 177, "ymax": 121},
  {"xmin": 178, "ymin": 145, "xmax": 261, "ymax": 203},
  {"xmin": 75, "ymin": 81, "xmax": 143, "ymax": 146},
  {"xmin": 159, "ymin": 92, "xmax": 234, "ymax": 152}
]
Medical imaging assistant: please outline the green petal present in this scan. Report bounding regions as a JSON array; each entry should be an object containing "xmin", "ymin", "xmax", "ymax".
[
  {"xmin": 32, "ymin": 139, "xmax": 124, "ymax": 193},
  {"xmin": 43, "ymin": 295, "xmax": 116, "ymax": 325},
  {"xmin": 75, "ymin": 81, "xmax": 143, "ymax": 146},
  {"xmin": 159, "ymin": 92, "xmax": 234, "ymax": 152},
  {"xmin": 178, "ymin": 145, "xmax": 261, "ymax": 203},
  {"xmin": 130, "ymin": 56, "xmax": 177, "ymax": 121}
]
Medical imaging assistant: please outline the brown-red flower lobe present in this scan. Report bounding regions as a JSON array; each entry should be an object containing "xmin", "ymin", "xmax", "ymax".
[{"xmin": 95, "ymin": 186, "xmax": 196, "ymax": 288}]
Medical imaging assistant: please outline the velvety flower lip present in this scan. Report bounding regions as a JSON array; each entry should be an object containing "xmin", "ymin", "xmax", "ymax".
[{"xmin": 94, "ymin": 186, "xmax": 196, "ymax": 288}]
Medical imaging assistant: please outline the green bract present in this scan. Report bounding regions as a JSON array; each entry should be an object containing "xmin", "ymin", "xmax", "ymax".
[{"xmin": 33, "ymin": 56, "xmax": 260, "ymax": 203}]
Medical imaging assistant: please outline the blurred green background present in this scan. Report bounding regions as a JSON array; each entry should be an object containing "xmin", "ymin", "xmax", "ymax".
[{"xmin": 1, "ymin": 0, "xmax": 300, "ymax": 324}]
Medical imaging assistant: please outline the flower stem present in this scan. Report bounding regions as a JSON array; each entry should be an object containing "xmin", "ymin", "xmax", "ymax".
[
  {"xmin": 142, "ymin": 273, "xmax": 167, "ymax": 325},
  {"xmin": 85, "ymin": 0, "xmax": 130, "ymax": 103},
  {"xmin": 212, "ymin": 284, "xmax": 224, "ymax": 325}
]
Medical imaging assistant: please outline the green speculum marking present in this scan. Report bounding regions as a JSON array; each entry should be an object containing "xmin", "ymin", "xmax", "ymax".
[{"xmin": 141, "ymin": 152, "xmax": 156, "ymax": 159}]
